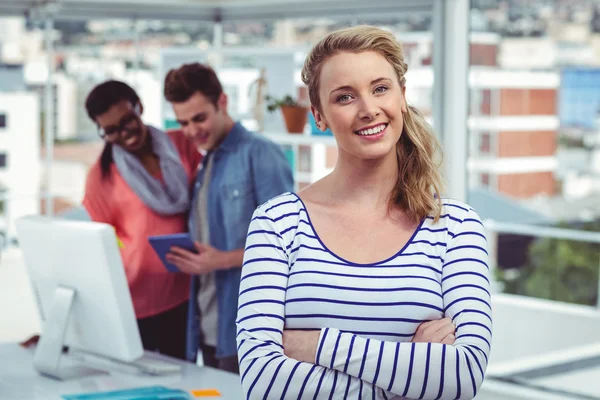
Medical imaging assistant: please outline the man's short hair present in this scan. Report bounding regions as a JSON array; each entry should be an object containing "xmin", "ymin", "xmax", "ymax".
[{"xmin": 163, "ymin": 62, "xmax": 223, "ymax": 106}]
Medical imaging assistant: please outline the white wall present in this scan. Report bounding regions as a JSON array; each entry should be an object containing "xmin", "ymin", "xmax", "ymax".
[
  {"xmin": 0, "ymin": 92, "xmax": 41, "ymax": 239},
  {"xmin": 499, "ymin": 38, "xmax": 556, "ymax": 69},
  {"xmin": 406, "ymin": 67, "xmax": 561, "ymax": 90},
  {"xmin": 24, "ymin": 70, "xmax": 79, "ymax": 142},
  {"xmin": 0, "ymin": 17, "xmax": 26, "ymax": 64},
  {"xmin": 55, "ymin": 75, "xmax": 78, "ymax": 141},
  {"xmin": 124, "ymin": 69, "xmax": 162, "ymax": 129},
  {"xmin": 489, "ymin": 294, "xmax": 600, "ymax": 375},
  {"xmin": 0, "ymin": 248, "xmax": 41, "ymax": 342},
  {"xmin": 47, "ymin": 160, "xmax": 87, "ymax": 204}
]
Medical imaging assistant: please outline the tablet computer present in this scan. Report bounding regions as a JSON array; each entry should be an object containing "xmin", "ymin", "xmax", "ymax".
[{"xmin": 148, "ymin": 233, "xmax": 197, "ymax": 272}]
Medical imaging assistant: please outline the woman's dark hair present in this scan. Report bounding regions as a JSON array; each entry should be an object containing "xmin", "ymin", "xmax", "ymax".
[{"xmin": 85, "ymin": 80, "xmax": 141, "ymax": 179}]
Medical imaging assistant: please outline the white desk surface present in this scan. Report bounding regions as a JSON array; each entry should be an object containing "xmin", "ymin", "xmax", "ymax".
[{"xmin": 0, "ymin": 343, "xmax": 244, "ymax": 400}]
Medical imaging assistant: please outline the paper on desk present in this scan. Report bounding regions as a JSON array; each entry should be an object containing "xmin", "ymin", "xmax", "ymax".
[
  {"xmin": 62, "ymin": 385, "xmax": 192, "ymax": 400},
  {"xmin": 191, "ymin": 389, "xmax": 222, "ymax": 397}
]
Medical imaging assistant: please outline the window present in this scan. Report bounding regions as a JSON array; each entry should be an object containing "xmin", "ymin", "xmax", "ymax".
[
  {"xmin": 481, "ymin": 89, "xmax": 492, "ymax": 115},
  {"xmin": 480, "ymin": 172, "xmax": 490, "ymax": 187},
  {"xmin": 467, "ymin": 3, "xmax": 600, "ymax": 395},
  {"xmin": 0, "ymin": 113, "xmax": 6, "ymax": 128},
  {"xmin": 0, "ymin": 153, "xmax": 8, "ymax": 168},
  {"xmin": 470, "ymin": 88, "xmax": 492, "ymax": 116},
  {"xmin": 479, "ymin": 131, "xmax": 491, "ymax": 154}
]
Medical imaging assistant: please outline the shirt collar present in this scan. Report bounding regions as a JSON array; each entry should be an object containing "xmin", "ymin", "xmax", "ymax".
[{"xmin": 217, "ymin": 121, "xmax": 246, "ymax": 153}]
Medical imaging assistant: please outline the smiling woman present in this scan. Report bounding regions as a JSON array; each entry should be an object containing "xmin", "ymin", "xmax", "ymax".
[
  {"xmin": 236, "ymin": 26, "xmax": 491, "ymax": 400},
  {"xmin": 96, "ymin": 102, "xmax": 145, "ymax": 151},
  {"xmin": 81, "ymin": 80, "xmax": 201, "ymax": 361}
]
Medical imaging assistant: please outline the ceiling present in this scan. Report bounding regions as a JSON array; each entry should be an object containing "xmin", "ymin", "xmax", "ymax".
[{"xmin": 0, "ymin": 0, "xmax": 433, "ymax": 22}]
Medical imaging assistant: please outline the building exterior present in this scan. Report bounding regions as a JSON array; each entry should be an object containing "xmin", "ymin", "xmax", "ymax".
[
  {"xmin": 25, "ymin": 71, "xmax": 79, "ymax": 142},
  {"xmin": 467, "ymin": 68, "xmax": 559, "ymax": 198},
  {"xmin": 0, "ymin": 92, "xmax": 41, "ymax": 240},
  {"xmin": 402, "ymin": 32, "xmax": 560, "ymax": 199}
]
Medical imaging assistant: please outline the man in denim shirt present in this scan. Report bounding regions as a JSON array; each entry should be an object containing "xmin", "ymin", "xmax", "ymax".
[{"xmin": 164, "ymin": 63, "xmax": 294, "ymax": 373}]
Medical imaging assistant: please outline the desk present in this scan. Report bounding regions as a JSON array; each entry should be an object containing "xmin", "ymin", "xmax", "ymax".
[{"xmin": 0, "ymin": 343, "xmax": 243, "ymax": 400}]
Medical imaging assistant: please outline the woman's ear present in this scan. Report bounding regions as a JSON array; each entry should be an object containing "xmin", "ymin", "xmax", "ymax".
[
  {"xmin": 311, "ymin": 106, "xmax": 327, "ymax": 131},
  {"xmin": 401, "ymin": 86, "xmax": 408, "ymax": 113}
]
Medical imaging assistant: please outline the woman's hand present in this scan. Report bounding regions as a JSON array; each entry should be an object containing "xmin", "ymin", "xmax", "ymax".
[
  {"xmin": 412, "ymin": 317, "xmax": 456, "ymax": 345},
  {"xmin": 282, "ymin": 317, "xmax": 454, "ymax": 365},
  {"xmin": 283, "ymin": 330, "xmax": 321, "ymax": 363}
]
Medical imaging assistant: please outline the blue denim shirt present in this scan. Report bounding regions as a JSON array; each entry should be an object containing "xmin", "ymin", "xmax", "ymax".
[{"xmin": 186, "ymin": 122, "xmax": 294, "ymax": 360}]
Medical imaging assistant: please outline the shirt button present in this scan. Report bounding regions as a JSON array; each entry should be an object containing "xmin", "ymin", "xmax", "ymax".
[{"xmin": 233, "ymin": 189, "xmax": 240, "ymax": 197}]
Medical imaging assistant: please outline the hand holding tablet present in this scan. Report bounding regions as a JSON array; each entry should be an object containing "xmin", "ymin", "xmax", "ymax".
[{"xmin": 148, "ymin": 233, "xmax": 197, "ymax": 272}]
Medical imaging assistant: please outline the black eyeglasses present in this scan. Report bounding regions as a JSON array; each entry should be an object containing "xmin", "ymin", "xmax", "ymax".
[{"xmin": 97, "ymin": 107, "xmax": 141, "ymax": 141}]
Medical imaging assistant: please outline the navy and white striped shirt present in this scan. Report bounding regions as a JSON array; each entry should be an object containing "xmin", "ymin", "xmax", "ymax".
[{"xmin": 236, "ymin": 192, "xmax": 491, "ymax": 400}]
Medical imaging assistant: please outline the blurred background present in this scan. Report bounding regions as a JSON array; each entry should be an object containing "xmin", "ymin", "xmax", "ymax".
[{"xmin": 1, "ymin": 0, "xmax": 600, "ymax": 398}]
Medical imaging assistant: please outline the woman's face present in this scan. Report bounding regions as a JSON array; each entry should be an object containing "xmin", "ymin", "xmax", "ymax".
[
  {"xmin": 313, "ymin": 50, "xmax": 407, "ymax": 162},
  {"xmin": 95, "ymin": 100, "xmax": 148, "ymax": 153}
]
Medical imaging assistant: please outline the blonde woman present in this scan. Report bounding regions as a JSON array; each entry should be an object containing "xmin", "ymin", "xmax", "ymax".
[{"xmin": 236, "ymin": 26, "xmax": 491, "ymax": 400}]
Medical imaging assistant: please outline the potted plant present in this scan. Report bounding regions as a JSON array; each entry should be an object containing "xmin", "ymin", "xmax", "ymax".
[{"xmin": 266, "ymin": 94, "xmax": 309, "ymax": 134}]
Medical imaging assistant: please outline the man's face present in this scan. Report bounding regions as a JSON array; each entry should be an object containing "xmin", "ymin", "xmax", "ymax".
[
  {"xmin": 95, "ymin": 100, "xmax": 147, "ymax": 152},
  {"xmin": 171, "ymin": 92, "xmax": 228, "ymax": 152}
]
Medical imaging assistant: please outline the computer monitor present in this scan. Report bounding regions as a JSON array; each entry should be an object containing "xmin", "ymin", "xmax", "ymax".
[{"xmin": 15, "ymin": 215, "xmax": 143, "ymax": 380}]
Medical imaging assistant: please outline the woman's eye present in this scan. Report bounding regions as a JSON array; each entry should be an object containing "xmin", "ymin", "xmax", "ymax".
[
  {"xmin": 374, "ymin": 85, "xmax": 388, "ymax": 94},
  {"xmin": 337, "ymin": 94, "xmax": 352, "ymax": 103}
]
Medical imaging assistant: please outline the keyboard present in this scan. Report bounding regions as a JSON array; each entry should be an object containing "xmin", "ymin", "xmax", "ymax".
[
  {"xmin": 129, "ymin": 354, "xmax": 182, "ymax": 375},
  {"xmin": 68, "ymin": 350, "xmax": 182, "ymax": 376}
]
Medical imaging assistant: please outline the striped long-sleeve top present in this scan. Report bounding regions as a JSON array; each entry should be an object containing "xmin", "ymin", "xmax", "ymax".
[{"xmin": 236, "ymin": 192, "xmax": 492, "ymax": 400}]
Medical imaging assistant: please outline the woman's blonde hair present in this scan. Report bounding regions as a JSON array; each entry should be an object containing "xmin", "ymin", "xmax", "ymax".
[{"xmin": 301, "ymin": 25, "xmax": 444, "ymax": 222}]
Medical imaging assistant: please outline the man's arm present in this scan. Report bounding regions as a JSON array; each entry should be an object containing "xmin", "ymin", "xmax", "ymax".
[
  {"xmin": 218, "ymin": 140, "xmax": 293, "ymax": 271},
  {"xmin": 166, "ymin": 139, "xmax": 293, "ymax": 274},
  {"xmin": 206, "ymin": 139, "xmax": 293, "ymax": 271},
  {"xmin": 251, "ymin": 139, "xmax": 295, "ymax": 205},
  {"xmin": 219, "ymin": 248, "xmax": 245, "ymax": 270},
  {"xmin": 167, "ymin": 243, "xmax": 244, "ymax": 274}
]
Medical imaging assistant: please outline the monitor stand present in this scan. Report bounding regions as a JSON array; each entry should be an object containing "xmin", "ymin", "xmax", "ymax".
[{"xmin": 33, "ymin": 285, "xmax": 107, "ymax": 380}]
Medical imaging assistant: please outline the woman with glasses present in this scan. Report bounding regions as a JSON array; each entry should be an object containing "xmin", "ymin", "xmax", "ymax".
[{"xmin": 82, "ymin": 80, "xmax": 201, "ymax": 359}]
